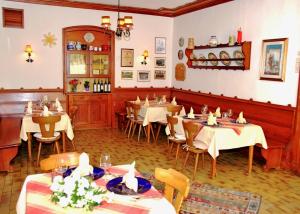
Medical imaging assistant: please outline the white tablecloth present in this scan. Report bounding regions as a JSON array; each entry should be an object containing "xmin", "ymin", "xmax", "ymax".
[
  {"xmin": 20, "ymin": 113, "xmax": 74, "ymax": 141},
  {"xmin": 16, "ymin": 165, "xmax": 175, "ymax": 214},
  {"xmin": 169, "ymin": 116, "xmax": 268, "ymax": 159}
]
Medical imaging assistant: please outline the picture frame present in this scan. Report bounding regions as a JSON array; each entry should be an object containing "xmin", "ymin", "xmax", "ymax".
[
  {"xmin": 121, "ymin": 70, "xmax": 133, "ymax": 80},
  {"xmin": 121, "ymin": 48, "xmax": 134, "ymax": 67},
  {"xmin": 154, "ymin": 70, "xmax": 166, "ymax": 80},
  {"xmin": 154, "ymin": 57, "xmax": 166, "ymax": 68},
  {"xmin": 260, "ymin": 38, "xmax": 288, "ymax": 81},
  {"xmin": 155, "ymin": 37, "xmax": 166, "ymax": 54},
  {"xmin": 137, "ymin": 70, "xmax": 150, "ymax": 82}
]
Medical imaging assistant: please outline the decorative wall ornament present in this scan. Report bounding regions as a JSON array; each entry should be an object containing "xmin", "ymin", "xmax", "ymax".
[
  {"xmin": 42, "ymin": 32, "xmax": 57, "ymax": 47},
  {"xmin": 175, "ymin": 63, "xmax": 186, "ymax": 81}
]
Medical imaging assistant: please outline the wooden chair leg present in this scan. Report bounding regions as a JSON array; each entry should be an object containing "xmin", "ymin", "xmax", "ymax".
[
  {"xmin": 127, "ymin": 121, "xmax": 133, "ymax": 138},
  {"xmin": 137, "ymin": 124, "xmax": 142, "ymax": 142},
  {"xmin": 131, "ymin": 123, "xmax": 137, "ymax": 138},
  {"xmin": 143, "ymin": 126, "xmax": 148, "ymax": 136},
  {"xmin": 55, "ymin": 141, "xmax": 60, "ymax": 154},
  {"xmin": 168, "ymin": 142, "xmax": 174, "ymax": 155},
  {"xmin": 202, "ymin": 153, "xmax": 205, "ymax": 169},
  {"xmin": 150, "ymin": 125, "xmax": 156, "ymax": 143},
  {"xmin": 175, "ymin": 143, "xmax": 181, "ymax": 167},
  {"xmin": 36, "ymin": 142, "xmax": 42, "ymax": 166},
  {"xmin": 71, "ymin": 139, "xmax": 76, "ymax": 151},
  {"xmin": 124, "ymin": 119, "xmax": 130, "ymax": 134},
  {"xmin": 193, "ymin": 153, "xmax": 199, "ymax": 180},
  {"xmin": 183, "ymin": 151, "xmax": 190, "ymax": 169},
  {"xmin": 155, "ymin": 124, "xmax": 162, "ymax": 143}
]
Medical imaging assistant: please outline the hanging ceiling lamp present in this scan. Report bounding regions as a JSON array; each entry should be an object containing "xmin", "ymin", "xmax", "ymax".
[{"xmin": 101, "ymin": 0, "xmax": 133, "ymax": 40}]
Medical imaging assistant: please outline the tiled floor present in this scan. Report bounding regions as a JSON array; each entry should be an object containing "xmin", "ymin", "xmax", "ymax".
[{"xmin": 1, "ymin": 128, "xmax": 300, "ymax": 213}]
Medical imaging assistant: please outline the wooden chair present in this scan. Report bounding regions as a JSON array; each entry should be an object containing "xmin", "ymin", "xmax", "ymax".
[
  {"xmin": 32, "ymin": 115, "xmax": 62, "ymax": 166},
  {"xmin": 69, "ymin": 106, "xmax": 78, "ymax": 150},
  {"xmin": 182, "ymin": 120, "xmax": 208, "ymax": 180},
  {"xmin": 155, "ymin": 105, "xmax": 183, "ymax": 143},
  {"xmin": 130, "ymin": 103, "xmax": 155, "ymax": 142},
  {"xmin": 40, "ymin": 152, "xmax": 80, "ymax": 171},
  {"xmin": 124, "ymin": 101, "xmax": 133, "ymax": 137},
  {"xmin": 155, "ymin": 168, "xmax": 190, "ymax": 214},
  {"xmin": 167, "ymin": 115, "xmax": 186, "ymax": 167}
]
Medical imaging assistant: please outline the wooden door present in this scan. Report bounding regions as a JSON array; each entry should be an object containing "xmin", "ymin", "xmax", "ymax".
[
  {"xmin": 69, "ymin": 95, "xmax": 90, "ymax": 129},
  {"xmin": 89, "ymin": 95, "xmax": 108, "ymax": 127}
]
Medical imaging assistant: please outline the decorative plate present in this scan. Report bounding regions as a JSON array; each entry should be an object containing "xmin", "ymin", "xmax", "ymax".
[
  {"xmin": 189, "ymin": 53, "xmax": 196, "ymax": 60},
  {"xmin": 233, "ymin": 50, "xmax": 244, "ymax": 66},
  {"xmin": 219, "ymin": 51, "xmax": 231, "ymax": 66},
  {"xmin": 178, "ymin": 37, "xmax": 184, "ymax": 47},
  {"xmin": 175, "ymin": 63, "xmax": 186, "ymax": 81},
  {"xmin": 84, "ymin": 32, "xmax": 95, "ymax": 43},
  {"xmin": 106, "ymin": 176, "xmax": 152, "ymax": 195},
  {"xmin": 63, "ymin": 167, "xmax": 105, "ymax": 180},
  {"xmin": 198, "ymin": 54, "xmax": 207, "ymax": 66},
  {"xmin": 178, "ymin": 50, "xmax": 184, "ymax": 60},
  {"xmin": 208, "ymin": 52, "xmax": 218, "ymax": 66}
]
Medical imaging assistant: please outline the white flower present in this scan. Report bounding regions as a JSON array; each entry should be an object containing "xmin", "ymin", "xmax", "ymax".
[
  {"xmin": 77, "ymin": 186, "xmax": 85, "ymax": 196},
  {"xmin": 85, "ymin": 191, "xmax": 94, "ymax": 200},
  {"xmin": 58, "ymin": 196, "xmax": 69, "ymax": 207},
  {"xmin": 75, "ymin": 199, "xmax": 87, "ymax": 208},
  {"xmin": 63, "ymin": 180, "xmax": 76, "ymax": 195},
  {"xmin": 53, "ymin": 175, "xmax": 63, "ymax": 184},
  {"xmin": 79, "ymin": 177, "xmax": 89, "ymax": 189},
  {"xmin": 92, "ymin": 194, "xmax": 103, "ymax": 204}
]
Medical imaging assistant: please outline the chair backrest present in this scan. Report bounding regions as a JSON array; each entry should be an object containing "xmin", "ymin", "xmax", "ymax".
[
  {"xmin": 69, "ymin": 106, "xmax": 78, "ymax": 127},
  {"xmin": 155, "ymin": 168, "xmax": 190, "ymax": 213},
  {"xmin": 182, "ymin": 120, "xmax": 201, "ymax": 147},
  {"xmin": 125, "ymin": 101, "xmax": 133, "ymax": 117},
  {"xmin": 40, "ymin": 152, "xmax": 80, "ymax": 171},
  {"xmin": 166, "ymin": 115, "xmax": 179, "ymax": 137},
  {"xmin": 131, "ymin": 103, "xmax": 141, "ymax": 120},
  {"xmin": 167, "ymin": 105, "xmax": 183, "ymax": 116},
  {"xmin": 32, "ymin": 115, "xmax": 61, "ymax": 138}
]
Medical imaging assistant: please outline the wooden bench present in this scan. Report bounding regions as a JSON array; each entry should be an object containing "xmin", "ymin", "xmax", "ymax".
[{"xmin": 0, "ymin": 116, "xmax": 21, "ymax": 172}]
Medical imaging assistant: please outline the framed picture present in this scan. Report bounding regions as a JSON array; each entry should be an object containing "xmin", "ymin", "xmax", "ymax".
[
  {"xmin": 121, "ymin": 48, "xmax": 134, "ymax": 67},
  {"xmin": 137, "ymin": 70, "xmax": 150, "ymax": 82},
  {"xmin": 154, "ymin": 70, "xmax": 166, "ymax": 80},
  {"xmin": 260, "ymin": 38, "xmax": 288, "ymax": 81},
  {"xmin": 155, "ymin": 37, "xmax": 166, "ymax": 54},
  {"xmin": 178, "ymin": 50, "xmax": 184, "ymax": 60},
  {"xmin": 121, "ymin": 70, "xmax": 133, "ymax": 80},
  {"xmin": 154, "ymin": 57, "xmax": 166, "ymax": 68}
]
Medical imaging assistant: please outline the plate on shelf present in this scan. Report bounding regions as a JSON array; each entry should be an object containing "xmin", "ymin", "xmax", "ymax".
[
  {"xmin": 106, "ymin": 176, "xmax": 152, "ymax": 195},
  {"xmin": 233, "ymin": 50, "xmax": 244, "ymax": 66},
  {"xmin": 219, "ymin": 51, "xmax": 231, "ymax": 66},
  {"xmin": 63, "ymin": 167, "xmax": 105, "ymax": 180},
  {"xmin": 198, "ymin": 54, "xmax": 207, "ymax": 66},
  {"xmin": 84, "ymin": 32, "xmax": 95, "ymax": 43},
  {"xmin": 189, "ymin": 53, "xmax": 196, "ymax": 60},
  {"xmin": 178, "ymin": 37, "xmax": 184, "ymax": 47},
  {"xmin": 208, "ymin": 52, "xmax": 218, "ymax": 66}
]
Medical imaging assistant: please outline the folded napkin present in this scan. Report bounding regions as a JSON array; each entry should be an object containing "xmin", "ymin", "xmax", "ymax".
[
  {"xmin": 71, "ymin": 152, "xmax": 94, "ymax": 177},
  {"xmin": 188, "ymin": 107, "xmax": 195, "ymax": 119},
  {"xmin": 144, "ymin": 97, "xmax": 150, "ymax": 107},
  {"xmin": 122, "ymin": 161, "xmax": 138, "ymax": 192},
  {"xmin": 57, "ymin": 104, "xmax": 63, "ymax": 112},
  {"xmin": 135, "ymin": 96, "xmax": 141, "ymax": 104},
  {"xmin": 55, "ymin": 98, "xmax": 61, "ymax": 108},
  {"xmin": 42, "ymin": 106, "xmax": 52, "ymax": 116},
  {"xmin": 207, "ymin": 112, "xmax": 217, "ymax": 125},
  {"xmin": 26, "ymin": 101, "xmax": 33, "ymax": 114},
  {"xmin": 162, "ymin": 95, "xmax": 167, "ymax": 103},
  {"xmin": 236, "ymin": 112, "xmax": 247, "ymax": 124},
  {"xmin": 214, "ymin": 107, "xmax": 221, "ymax": 118},
  {"xmin": 171, "ymin": 97, "xmax": 177, "ymax": 105},
  {"xmin": 43, "ymin": 95, "xmax": 48, "ymax": 102}
]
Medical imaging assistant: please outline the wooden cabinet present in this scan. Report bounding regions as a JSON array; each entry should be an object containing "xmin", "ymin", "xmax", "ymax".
[{"xmin": 185, "ymin": 42, "xmax": 251, "ymax": 70}]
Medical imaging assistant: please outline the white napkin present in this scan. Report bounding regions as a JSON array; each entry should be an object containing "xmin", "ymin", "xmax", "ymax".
[
  {"xmin": 122, "ymin": 161, "xmax": 138, "ymax": 192},
  {"xmin": 43, "ymin": 95, "xmax": 48, "ymax": 102},
  {"xmin": 135, "ymin": 96, "xmax": 141, "ymax": 104},
  {"xmin": 188, "ymin": 107, "xmax": 195, "ymax": 119},
  {"xmin": 214, "ymin": 107, "xmax": 221, "ymax": 118},
  {"xmin": 162, "ymin": 95, "xmax": 167, "ymax": 103},
  {"xmin": 55, "ymin": 98, "xmax": 61, "ymax": 108},
  {"xmin": 71, "ymin": 152, "xmax": 94, "ymax": 177},
  {"xmin": 171, "ymin": 97, "xmax": 177, "ymax": 105},
  {"xmin": 144, "ymin": 97, "xmax": 150, "ymax": 107},
  {"xmin": 42, "ymin": 106, "xmax": 52, "ymax": 116},
  {"xmin": 26, "ymin": 101, "xmax": 32, "ymax": 114},
  {"xmin": 207, "ymin": 112, "xmax": 217, "ymax": 125},
  {"xmin": 236, "ymin": 112, "xmax": 247, "ymax": 124},
  {"xmin": 57, "ymin": 104, "xmax": 63, "ymax": 112}
]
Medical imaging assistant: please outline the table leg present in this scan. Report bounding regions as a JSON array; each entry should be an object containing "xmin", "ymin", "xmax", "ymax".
[
  {"xmin": 62, "ymin": 132, "xmax": 66, "ymax": 152},
  {"xmin": 210, "ymin": 158, "xmax": 217, "ymax": 178},
  {"xmin": 27, "ymin": 133, "xmax": 32, "ymax": 161},
  {"xmin": 248, "ymin": 145, "xmax": 254, "ymax": 175},
  {"xmin": 147, "ymin": 123, "xmax": 151, "ymax": 144}
]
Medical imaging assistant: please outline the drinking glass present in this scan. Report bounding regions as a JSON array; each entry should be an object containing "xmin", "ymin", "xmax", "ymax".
[
  {"xmin": 100, "ymin": 153, "xmax": 111, "ymax": 171},
  {"xmin": 52, "ymin": 158, "xmax": 68, "ymax": 181},
  {"xmin": 227, "ymin": 109, "xmax": 233, "ymax": 118},
  {"xmin": 222, "ymin": 112, "xmax": 228, "ymax": 119},
  {"xmin": 201, "ymin": 105, "xmax": 208, "ymax": 115}
]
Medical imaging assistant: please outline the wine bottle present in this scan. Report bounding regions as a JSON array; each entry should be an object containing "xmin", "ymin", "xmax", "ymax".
[
  {"xmin": 100, "ymin": 80, "xmax": 104, "ymax": 93},
  {"xmin": 97, "ymin": 80, "xmax": 100, "ymax": 92},
  {"xmin": 93, "ymin": 80, "xmax": 97, "ymax": 92},
  {"xmin": 104, "ymin": 80, "xmax": 107, "ymax": 92},
  {"xmin": 107, "ymin": 79, "xmax": 111, "ymax": 92}
]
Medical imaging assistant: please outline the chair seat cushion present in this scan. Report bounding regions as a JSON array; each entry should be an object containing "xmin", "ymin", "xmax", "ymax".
[
  {"xmin": 34, "ymin": 132, "xmax": 61, "ymax": 142},
  {"xmin": 169, "ymin": 134, "xmax": 186, "ymax": 141},
  {"xmin": 193, "ymin": 140, "xmax": 208, "ymax": 150}
]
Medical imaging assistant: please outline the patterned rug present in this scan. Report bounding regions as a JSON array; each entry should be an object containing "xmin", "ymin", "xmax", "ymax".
[{"xmin": 180, "ymin": 183, "xmax": 261, "ymax": 214}]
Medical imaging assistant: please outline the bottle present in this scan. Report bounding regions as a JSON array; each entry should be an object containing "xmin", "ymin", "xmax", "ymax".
[
  {"xmin": 97, "ymin": 80, "xmax": 100, "ymax": 92},
  {"xmin": 107, "ymin": 79, "xmax": 111, "ymax": 92},
  {"xmin": 100, "ymin": 80, "xmax": 104, "ymax": 93},
  {"xmin": 237, "ymin": 27, "xmax": 242, "ymax": 44},
  {"xmin": 93, "ymin": 80, "xmax": 97, "ymax": 92},
  {"xmin": 104, "ymin": 80, "xmax": 108, "ymax": 92}
]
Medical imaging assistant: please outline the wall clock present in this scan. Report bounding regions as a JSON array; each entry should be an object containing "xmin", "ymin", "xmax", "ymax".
[{"xmin": 84, "ymin": 32, "xmax": 95, "ymax": 43}]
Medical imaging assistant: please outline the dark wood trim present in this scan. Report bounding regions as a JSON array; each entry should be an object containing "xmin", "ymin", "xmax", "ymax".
[
  {"xmin": 6, "ymin": 0, "xmax": 233, "ymax": 17},
  {"xmin": 0, "ymin": 88, "xmax": 63, "ymax": 93}
]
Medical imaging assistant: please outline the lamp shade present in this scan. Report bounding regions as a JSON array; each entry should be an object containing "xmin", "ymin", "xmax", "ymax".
[
  {"xmin": 101, "ymin": 16, "xmax": 111, "ymax": 28},
  {"xmin": 117, "ymin": 18, "xmax": 125, "ymax": 28},
  {"xmin": 24, "ymin": 45, "xmax": 32, "ymax": 53},
  {"xmin": 124, "ymin": 16, "xmax": 133, "ymax": 27},
  {"xmin": 143, "ymin": 50, "xmax": 149, "ymax": 58}
]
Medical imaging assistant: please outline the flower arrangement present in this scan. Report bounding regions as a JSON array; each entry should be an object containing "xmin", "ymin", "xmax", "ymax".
[
  {"xmin": 69, "ymin": 79, "xmax": 80, "ymax": 92},
  {"xmin": 50, "ymin": 175, "xmax": 106, "ymax": 211},
  {"xmin": 83, "ymin": 81, "xmax": 90, "ymax": 91}
]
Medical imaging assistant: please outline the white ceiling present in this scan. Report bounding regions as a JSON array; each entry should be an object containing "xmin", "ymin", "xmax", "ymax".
[{"xmin": 76, "ymin": 0, "xmax": 196, "ymax": 9}]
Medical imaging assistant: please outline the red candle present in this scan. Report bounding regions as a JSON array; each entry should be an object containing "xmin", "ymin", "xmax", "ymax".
[{"xmin": 237, "ymin": 27, "xmax": 242, "ymax": 44}]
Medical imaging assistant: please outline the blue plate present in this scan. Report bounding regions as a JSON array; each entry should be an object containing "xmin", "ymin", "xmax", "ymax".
[
  {"xmin": 182, "ymin": 115, "xmax": 201, "ymax": 120},
  {"xmin": 106, "ymin": 177, "xmax": 151, "ymax": 195},
  {"xmin": 63, "ymin": 167, "xmax": 105, "ymax": 180}
]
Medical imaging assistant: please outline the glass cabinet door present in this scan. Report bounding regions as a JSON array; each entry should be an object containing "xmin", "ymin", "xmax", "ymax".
[
  {"xmin": 91, "ymin": 54, "xmax": 109, "ymax": 76},
  {"xmin": 67, "ymin": 53, "xmax": 88, "ymax": 76}
]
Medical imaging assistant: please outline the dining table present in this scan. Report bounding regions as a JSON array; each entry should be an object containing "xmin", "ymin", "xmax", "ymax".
[
  {"xmin": 167, "ymin": 115, "xmax": 268, "ymax": 178},
  {"xmin": 20, "ymin": 107, "xmax": 74, "ymax": 161},
  {"xmin": 132, "ymin": 100, "xmax": 186, "ymax": 143},
  {"xmin": 16, "ymin": 164, "xmax": 176, "ymax": 214}
]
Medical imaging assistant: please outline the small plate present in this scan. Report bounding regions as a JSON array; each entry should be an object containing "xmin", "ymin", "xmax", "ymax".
[
  {"xmin": 182, "ymin": 115, "xmax": 201, "ymax": 120},
  {"xmin": 219, "ymin": 51, "xmax": 231, "ymax": 66},
  {"xmin": 63, "ymin": 167, "xmax": 105, "ymax": 180},
  {"xmin": 230, "ymin": 119, "xmax": 248, "ymax": 124},
  {"xmin": 233, "ymin": 50, "xmax": 244, "ymax": 66},
  {"xmin": 201, "ymin": 121, "xmax": 220, "ymax": 127},
  {"xmin": 208, "ymin": 52, "xmax": 218, "ymax": 66},
  {"xmin": 178, "ymin": 37, "xmax": 184, "ymax": 47},
  {"xmin": 106, "ymin": 177, "xmax": 151, "ymax": 195},
  {"xmin": 198, "ymin": 54, "xmax": 207, "ymax": 66}
]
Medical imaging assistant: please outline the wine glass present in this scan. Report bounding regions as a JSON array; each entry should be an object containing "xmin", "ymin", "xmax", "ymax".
[
  {"xmin": 52, "ymin": 158, "xmax": 68, "ymax": 180},
  {"xmin": 100, "ymin": 152, "xmax": 111, "ymax": 171},
  {"xmin": 201, "ymin": 105, "xmax": 208, "ymax": 115},
  {"xmin": 227, "ymin": 109, "xmax": 233, "ymax": 118}
]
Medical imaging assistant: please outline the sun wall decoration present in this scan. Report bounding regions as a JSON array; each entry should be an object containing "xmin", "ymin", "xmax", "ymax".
[{"xmin": 42, "ymin": 32, "xmax": 57, "ymax": 47}]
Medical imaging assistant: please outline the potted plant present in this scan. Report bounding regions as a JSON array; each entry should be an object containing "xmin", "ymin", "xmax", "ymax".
[
  {"xmin": 84, "ymin": 81, "xmax": 90, "ymax": 91},
  {"xmin": 69, "ymin": 79, "xmax": 80, "ymax": 92}
]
